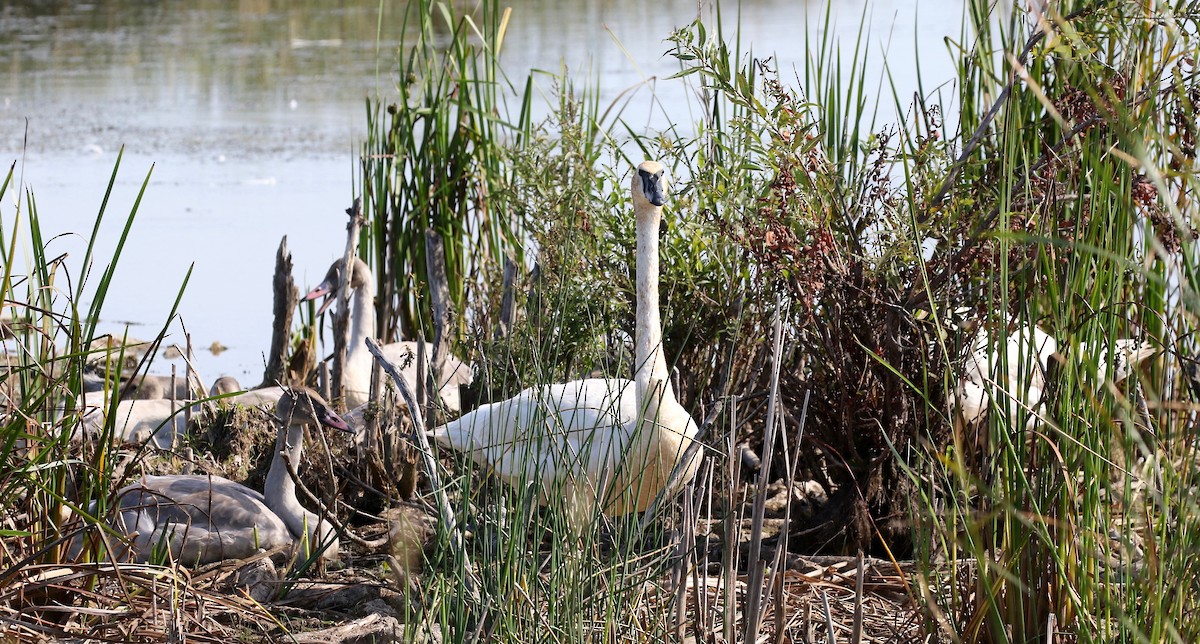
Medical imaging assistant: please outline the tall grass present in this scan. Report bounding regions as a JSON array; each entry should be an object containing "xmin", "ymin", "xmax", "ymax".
[
  {"xmin": 351, "ymin": 4, "xmax": 670, "ymax": 639},
  {"xmin": 0, "ymin": 155, "xmax": 262, "ymax": 639},
  {"xmin": 902, "ymin": 0, "xmax": 1200, "ymax": 641},
  {"xmin": 3, "ymin": 0, "xmax": 1197, "ymax": 640},
  {"xmin": 386, "ymin": 0, "xmax": 1200, "ymax": 641},
  {"xmin": 0, "ymin": 151, "xmax": 152, "ymax": 570},
  {"xmin": 358, "ymin": 0, "xmax": 526, "ymax": 350}
]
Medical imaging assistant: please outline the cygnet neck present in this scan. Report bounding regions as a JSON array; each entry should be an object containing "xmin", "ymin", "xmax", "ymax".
[
  {"xmin": 345, "ymin": 264, "xmax": 376, "ymax": 376},
  {"xmin": 263, "ymin": 416, "xmax": 329, "ymax": 555}
]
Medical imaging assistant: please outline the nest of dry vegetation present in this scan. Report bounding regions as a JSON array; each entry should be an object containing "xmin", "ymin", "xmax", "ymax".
[
  {"xmin": 1, "ymin": 551, "xmax": 433, "ymax": 643},
  {"xmin": 781, "ymin": 263, "xmax": 945, "ymax": 557},
  {"xmin": 635, "ymin": 553, "xmax": 929, "ymax": 642},
  {"xmin": 0, "ymin": 394, "xmax": 439, "ymax": 643}
]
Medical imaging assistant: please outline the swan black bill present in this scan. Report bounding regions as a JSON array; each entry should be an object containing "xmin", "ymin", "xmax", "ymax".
[{"xmin": 639, "ymin": 169, "xmax": 666, "ymax": 207}]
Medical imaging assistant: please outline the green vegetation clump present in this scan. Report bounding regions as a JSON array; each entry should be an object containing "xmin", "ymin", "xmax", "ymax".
[{"xmin": 3, "ymin": 0, "xmax": 1200, "ymax": 641}]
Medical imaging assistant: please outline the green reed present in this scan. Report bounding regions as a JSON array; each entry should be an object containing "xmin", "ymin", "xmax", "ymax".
[
  {"xmin": 903, "ymin": 0, "xmax": 1200, "ymax": 641},
  {"xmin": 359, "ymin": 0, "xmax": 528, "ymax": 349},
  {"xmin": 0, "ymin": 152, "xmax": 196, "ymax": 587}
]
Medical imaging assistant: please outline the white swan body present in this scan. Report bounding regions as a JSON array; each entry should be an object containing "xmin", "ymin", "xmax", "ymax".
[
  {"xmin": 955, "ymin": 324, "xmax": 1156, "ymax": 431},
  {"xmin": 956, "ymin": 324, "xmax": 1057, "ymax": 431},
  {"xmin": 106, "ymin": 388, "xmax": 349, "ymax": 565},
  {"xmin": 303, "ymin": 257, "xmax": 474, "ymax": 412},
  {"xmin": 1082, "ymin": 338, "xmax": 1156, "ymax": 385},
  {"xmin": 433, "ymin": 160, "xmax": 701, "ymax": 518}
]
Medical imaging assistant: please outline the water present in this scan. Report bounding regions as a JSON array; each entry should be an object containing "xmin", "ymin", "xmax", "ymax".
[{"xmin": 0, "ymin": 0, "xmax": 965, "ymax": 383}]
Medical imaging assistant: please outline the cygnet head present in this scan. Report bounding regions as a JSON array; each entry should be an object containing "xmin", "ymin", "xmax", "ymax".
[
  {"xmin": 302, "ymin": 257, "xmax": 373, "ymax": 315},
  {"xmin": 209, "ymin": 376, "xmax": 242, "ymax": 396},
  {"xmin": 632, "ymin": 160, "xmax": 668, "ymax": 212},
  {"xmin": 276, "ymin": 387, "xmax": 352, "ymax": 433}
]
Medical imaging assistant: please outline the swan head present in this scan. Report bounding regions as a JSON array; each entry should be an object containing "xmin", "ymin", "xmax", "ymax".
[
  {"xmin": 302, "ymin": 257, "xmax": 373, "ymax": 314},
  {"xmin": 277, "ymin": 387, "xmax": 352, "ymax": 433},
  {"xmin": 632, "ymin": 160, "xmax": 668, "ymax": 210}
]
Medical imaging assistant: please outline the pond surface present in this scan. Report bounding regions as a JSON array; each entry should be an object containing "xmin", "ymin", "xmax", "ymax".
[{"xmin": 0, "ymin": 0, "xmax": 964, "ymax": 383}]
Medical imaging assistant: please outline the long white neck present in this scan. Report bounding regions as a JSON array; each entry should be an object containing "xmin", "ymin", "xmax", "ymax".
[
  {"xmin": 634, "ymin": 202, "xmax": 671, "ymax": 405},
  {"xmin": 264, "ymin": 420, "xmax": 333, "ymax": 556}
]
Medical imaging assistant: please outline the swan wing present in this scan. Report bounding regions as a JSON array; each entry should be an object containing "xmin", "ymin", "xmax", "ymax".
[
  {"xmin": 109, "ymin": 400, "xmax": 190, "ymax": 449},
  {"xmin": 958, "ymin": 324, "xmax": 1056, "ymax": 428},
  {"xmin": 431, "ymin": 378, "xmax": 637, "ymax": 489},
  {"xmin": 227, "ymin": 387, "xmax": 287, "ymax": 408},
  {"xmin": 1081, "ymin": 338, "xmax": 1157, "ymax": 384},
  {"xmin": 1001, "ymin": 326, "xmax": 1056, "ymax": 418},
  {"xmin": 958, "ymin": 327, "xmax": 1002, "ymax": 427},
  {"xmin": 116, "ymin": 475, "xmax": 292, "ymax": 565}
]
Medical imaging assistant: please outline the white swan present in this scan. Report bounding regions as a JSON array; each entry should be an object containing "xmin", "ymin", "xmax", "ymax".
[
  {"xmin": 431, "ymin": 160, "xmax": 702, "ymax": 519},
  {"xmin": 955, "ymin": 323, "xmax": 1157, "ymax": 431},
  {"xmin": 303, "ymin": 257, "xmax": 474, "ymax": 412},
  {"xmin": 100, "ymin": 387, "xmax": 349, "ymax": 565}
]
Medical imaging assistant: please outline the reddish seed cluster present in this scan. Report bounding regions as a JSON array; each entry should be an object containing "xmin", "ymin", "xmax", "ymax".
[
  {"xmin": 866, "ymin": 130, "xmax": 896, "ymax": 210},
  {"xmin": 1110, "ymin": 74, "xmax": 1128, "ymax": 103},
  {"xmin": 1132, "ymin": 173, "xmax": 1197, "ymax": 254},
  {"xmin": 705, "ymin": 152, "xmax": 832, "ymax": 315},
  {"xmin": 1149, "ymin": 208, "xmax": 1183, "ymax": 253},
  {"xmin": 1056, "ymin": 75, "xmax": 1126, "ymax": 138},
  {"xmin": 1058, "ymin": 86, "xmax": 1097, "ymax": 129},
  {"xmin": 1147, "ymin": 204, "xmax": 1197, "ymax": 254},
  {"xmin": 749, "ymin": 172, "xmax": 805, "ymax": 270},
  {"xmin": 1132, "ymin": 174, "xmax": 1158, "ymax": 207}
]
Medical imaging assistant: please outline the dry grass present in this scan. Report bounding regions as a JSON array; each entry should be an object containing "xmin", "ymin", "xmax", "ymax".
[{"xmin": 1, "ymin": 561, "xmax": 279, "ymax": 642}]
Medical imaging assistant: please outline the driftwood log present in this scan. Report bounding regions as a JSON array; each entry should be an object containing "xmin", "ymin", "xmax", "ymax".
[
  {"xmin": 292, "ymin": 614, "xmax": 405, "ymax": 644},
  {"xmin": 423, "ymin": 228, "xmax": 452, "ymax": 428},
  {"xmin": 261, "ymin": 235, "xmax": 297, "ymax": 389},
  {"xmin": 495, "ymin": 254, "xmax": 518, "ymax": 340}
]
